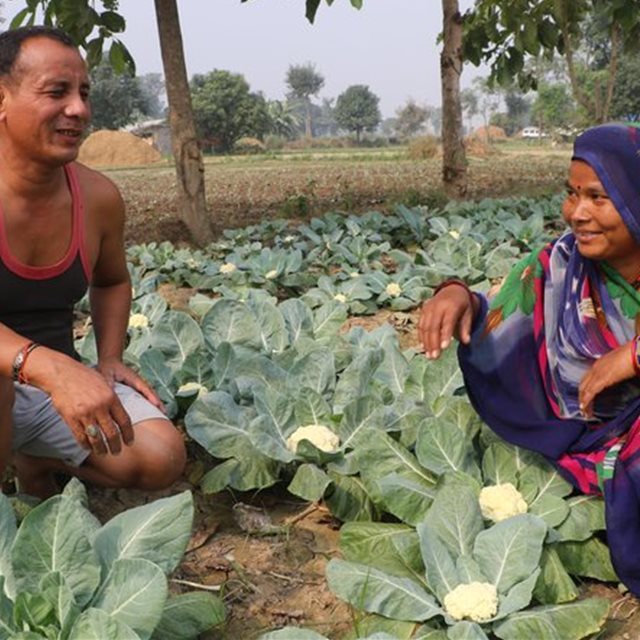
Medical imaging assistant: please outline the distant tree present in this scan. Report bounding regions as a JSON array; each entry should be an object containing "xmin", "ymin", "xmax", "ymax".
[
  {"xmin": 138, "ymin": 72, "xmax": 166, "ymax": 118},
  {"xmin": 267, "ymin": 99, "xmax": 301, "ymax": 138},
  {"xmin": 430, "ymin": 106, "xmax": 443, "ymax": 136},
  {"xmin": 460, "ymin": 88, "xmax": 479, "ymax": 135},
  {"xmin": 503, "ymin": 90, "xmax": 532, "ymax": 135},
  {"xmin": 285, "ymin": 63, "xmax": 325, "ymax": 138},
  {"xmin": 532, "ymin": 83, "xmax": 576, "ymax": 133},
  {"xmin": 473, "ymin": 77, "xmax": 501, "ymax": 138},
  {"xmin": 334, "ymin": 84, "xmax": 381, "ymax": 143},
  {"xmin": 316, "ymin": 98, "xmax": 339, "ymax": 137},
  {"xmin": 88, "ymin": 62, "xmax": 149, "ymax": 130},
  {"xmin": 609, "ymin": 55, "xmax": 640, "ymax": 122},
  {"xmin": 191, "ymin": 70, "xmax": 270, "ymax": 152},
  {"xmin": 394, "ymin": 99, "xmax": 429, "ymax": 139}
]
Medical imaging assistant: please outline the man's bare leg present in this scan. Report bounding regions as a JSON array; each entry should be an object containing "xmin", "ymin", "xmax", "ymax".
[
  {"xmin": 0, "ymin": 378, "xmax": 14, "ymax": 480},
  {"xmin": 13, "ymin": 418, "xmax": 186, "ymax": 499}
]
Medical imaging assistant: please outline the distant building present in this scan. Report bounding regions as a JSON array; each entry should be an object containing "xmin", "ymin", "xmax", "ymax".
[{"xmin": 125, "ymin": 118, "xmax": 172, "ymax": 156}]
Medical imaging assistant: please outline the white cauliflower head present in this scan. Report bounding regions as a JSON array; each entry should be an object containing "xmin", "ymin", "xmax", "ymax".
[
  {"xmin": 334, "ymin": 293, "xmax": 348, "ymax": 304},
  {"xmin": 265, "ymin": 269, "xmax": 278, "ymax": 280},
  {"xmin": 219, "ymin": 262, "xmax": 237, "ymax": 274},
  {"xmin": 479, "ymin": 483, "xmax": 528, "ymax": 522},
  {"xmin": 286, "ymin": 424, "xmax": 340, "ymax": 453},
  {"xmin": 385, "ymin": 282, "xmax": 402, "ymax": 298},
  {"xmin": 350, "ymin": 271, "xmax": 360, "ymax": 278},
  {"xmin": 177, "ymin": 382, "xmax": 208, "ymax": 397},
  {"xmin": 128, "ymin": 313, "xmax": 149, "ymax": 329},
  {"xmin": 449, "ymin": 229, "xmax": 460, "ymax": 240},
  {"xmin": 443, "ymin": 582, "xmax": 498, "ymax": 622}
]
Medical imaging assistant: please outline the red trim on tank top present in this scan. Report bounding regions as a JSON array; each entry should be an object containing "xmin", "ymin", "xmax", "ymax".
[{"xmin": 0, "ymin": 163, "xmax": 91, "ymax": 282}]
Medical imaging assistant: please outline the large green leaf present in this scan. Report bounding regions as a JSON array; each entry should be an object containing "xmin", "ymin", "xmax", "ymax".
[
  {"xmin": 495, "ymin": 569, "xmax": 540, "ymax": 620},
  {"xmin": 200, "ymin": 453, "xmax": 280, "ymax": 492},
  {"xmin": 289, "ymin": 351, "xmax": 336, "ymax": 396},
  {"xmin": 313, "ymin": 300, "xmax": 348, "ymax": 340},
  {"xmin": 555, "ymin": 538, "xmax": 617, "ymax": 581},
  {"xmin": 377, "ymin": 473, "xmax": 435, "ymax": 525},
  {"xmin": 533, "ymin": 547, "xmax": 578, "ymax": 605},
  {"xmin": 39, "ymin": 571, "xmax": 81, "ymax": 637},
  {"xmin": 0, "ymin": 577, "xmax": 16, "ymax": 639},
  {"xmin": 149, "ymin": 311, "xmax": 204, "ymax": 370},
  {"xmin": 93, "ymin": 491, "xmax": 193, "ymax": 575},
  {"xmin": 249, "ymin": 390, "xmax": 297, "ymax": 463},
  {"xmin": 0, "ymin": 495, "xmax": 16, "ymax": 598},
  {"xmin": 447, "ymin": 622, "xmax": 489, "ymax": 639},
  {"xmin": 555, "ymin": 496, "xmax": 606, "ymax": 542},
  {"xmin": 336, "ymin": 396, "xmax": 385, "ymax": 450},
  {"xmin": 201, "ymin": 299, "xmax": 261, "ymax": 351},
  {"xmin": 288, "ymin": 464, "xmax": 332, "ymax": 502},
  {"xmin": 326, "ymin": 559, "xmax": 442, "ymax": 622},
  {"xmin": 279, "ymin": 298, "xmax": 315, "ymax": 346},
  {"xmin": 481, "ymin": 442, "xmax": 540, "ymax": 486},
  {"xmin": 151, "ymin": 592, "xmax": 225, "ymax": 640},
  {"xmin": 67, "ymin": 608, "xmax": 140, "ymax": 640},
  {"xmin": 11, "ymin": 495, "xmax": 100, "ymax": 608},
  {"xmin": 492, "ymin": 598, "xmax": 609, "ymax": 640},
  {"xmin": 326, "ymin": 472, "xmax": 377, "ymax": 522},
  {"xmin": 473, "ymin": 514, "xmax": 547, "ymax": 594},
  {"xmin": 424, "ymin": 482, "xmax": 483, "ymax": 558},
  {"xmin": 415, "ymin": 416, "xmax": 481, "ymax": 480},
  {"xmin": 518, "ymin": 459, "xmax": 573, "ymax": 504},
  {"xmin": 293, "ymin": 389, "xmax": 333, "ymax": 428},
  {"xmin": 340, "ymin": 522, "xmax": 424, "ymax": 582},
  {"xmin": 417, "ymin": 523, "xmax": 460, "ymax": 602},
  {"xmin": 260, "ymin": 628, "xmax": 327, "ymax": 639},
  {"xmin": 422, "ymin": 348, "xmax": 464, "ymax": 411},
  {"xmin": 185, "ymin": 391, "xmax": 254, "ymax": 459},
  {"xmin": 333, "ymin": 348, "xmax": 384, "ymax": 414},
  {"xmin": 248, "ymin": 297, "xmax": 288, "ymax": 353},
  {"xmin": 527, "ymin": 492, "xmax": 569, "ymax": 528},
  {"xmin": 374, "ymin": 341, "xmax": 410, "ymax": 397},
  {"xmin": 91, "ymin": 557, "xmax": 166, "ymax": 639}
]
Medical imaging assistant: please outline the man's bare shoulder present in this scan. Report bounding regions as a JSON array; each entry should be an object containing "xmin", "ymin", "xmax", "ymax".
[{"xmin": 70, "ymin": 161, "xmax": 124, "ymax": 212}]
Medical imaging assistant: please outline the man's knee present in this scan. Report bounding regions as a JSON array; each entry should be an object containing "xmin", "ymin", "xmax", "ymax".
[{"xmin": 138, "ymin": 420, "xmax": 186, "ymax": 490}]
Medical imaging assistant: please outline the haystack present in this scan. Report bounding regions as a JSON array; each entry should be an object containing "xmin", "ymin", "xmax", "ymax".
[
  {"xmin": 78, "ymin": 130, "xmax": 164, "ymax": 168},
  {"xmin": 470, "ymin": 125, "xmax": 507, "ymax": 142}
]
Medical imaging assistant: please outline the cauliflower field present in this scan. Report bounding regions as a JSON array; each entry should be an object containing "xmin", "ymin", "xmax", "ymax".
[{"xmin": 2, "ymin": 194, "xmax": 623, "ymax": 638}]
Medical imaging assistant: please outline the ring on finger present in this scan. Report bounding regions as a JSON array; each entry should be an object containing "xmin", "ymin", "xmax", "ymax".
[{"xmin": 85, "ymin": 424, "xmax": 100, "ymax": 438}]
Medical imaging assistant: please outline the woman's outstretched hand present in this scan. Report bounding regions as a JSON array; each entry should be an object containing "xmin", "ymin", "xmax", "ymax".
[
  {"xmin": 418, "ymin": 284, "xmax": 476, "ymax": 360},
  {"xmin": 579, "ymin": 341, "xmax": 637, "ymax": 419}
]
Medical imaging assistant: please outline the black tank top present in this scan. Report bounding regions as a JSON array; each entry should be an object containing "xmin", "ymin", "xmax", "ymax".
[{"xmin": 0, "ymin": 164, "xmax": 90, "ymax": 358}]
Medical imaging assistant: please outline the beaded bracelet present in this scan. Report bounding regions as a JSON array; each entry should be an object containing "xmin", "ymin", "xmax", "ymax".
[
  {"xmin": 12, "ymin": 341, "xmax": 42, "ymax": 384},
  {"xmin": 631, "ymin": 335, "xmax": 640, "ymax": 376},
  {"xmin": 433, "ymin": 278, "xmax": 476, "ymax": 311}
]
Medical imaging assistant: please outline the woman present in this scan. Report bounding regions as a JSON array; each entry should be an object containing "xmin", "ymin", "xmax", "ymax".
[{"xmin": 419, "ymin": 123, "xmax": 640, "ymax": 595}]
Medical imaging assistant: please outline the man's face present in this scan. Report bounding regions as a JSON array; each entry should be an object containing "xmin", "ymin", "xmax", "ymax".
[{"xmin": 0, "ymin": 36, "xmax": 91, "ymax": 166}]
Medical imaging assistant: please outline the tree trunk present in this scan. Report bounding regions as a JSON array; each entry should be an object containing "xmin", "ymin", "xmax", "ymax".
[
  {"xmin": 440, "ymin": 0, "xmax": 467, "ymax": 197},
  {"xmin": 154, "ymin": 0, "xmax": 213, "ymax": 245},
  {"xmin": 305, "ymin": 98, "xmax": 313, "ymax": 138}
]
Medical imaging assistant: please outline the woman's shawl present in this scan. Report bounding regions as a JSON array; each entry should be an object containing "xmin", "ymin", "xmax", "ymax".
[{"xmin": 459, "ymin": 231, "xmax": 640, "ymax": 594}]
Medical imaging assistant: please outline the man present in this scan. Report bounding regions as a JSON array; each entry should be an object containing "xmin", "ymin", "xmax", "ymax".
[{"xmin": 0, "ymin": 26, "xmax": 186, "ymax": 498}]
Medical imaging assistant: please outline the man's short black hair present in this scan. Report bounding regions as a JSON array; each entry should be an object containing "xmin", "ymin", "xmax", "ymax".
[{"xmin": 0, "ymin": 26, "xmax": 76, "ymax": 78}]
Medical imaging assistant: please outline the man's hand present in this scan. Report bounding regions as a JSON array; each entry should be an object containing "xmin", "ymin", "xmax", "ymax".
[
  {"xmin": 97, "ymin": 358, "xmax": 165, "ymax": 412},
  {"xmin": 418, "ymin": 285, "xmax": 476, "ymax": 359},
  {"xmin": 26, "ymin": 349, "xmax": 134, "ymax": 455},
  {"xmin": 579, "ymin": 342, "xmax": 636, "ymax": 419}
]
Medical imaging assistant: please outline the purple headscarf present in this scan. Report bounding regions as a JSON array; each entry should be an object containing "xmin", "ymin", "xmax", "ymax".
[{"xmin": 572, "ymin": 123, "xmax": 640, "ymax": 243}]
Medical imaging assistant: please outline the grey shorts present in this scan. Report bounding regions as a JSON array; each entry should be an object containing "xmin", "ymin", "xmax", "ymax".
[{"xmin": 11, "ymin": 382, "xmax": 167, "ymax": 467}]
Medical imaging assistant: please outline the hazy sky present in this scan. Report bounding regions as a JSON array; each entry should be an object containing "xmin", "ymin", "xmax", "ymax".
[{"xmin": 5, "ymin": 0, "xmax": 484, "ymax": 119}]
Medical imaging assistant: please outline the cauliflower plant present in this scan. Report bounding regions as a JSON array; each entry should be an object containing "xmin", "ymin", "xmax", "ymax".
[
  {"xmin": 479, "ymin": 483, "xmax": 528, "ymax": 522},
  {"xmin": 286, "ymin": 424, "xmax": 340, "ymax": 453},
  {"xmin": 128, "ymin": 313, "xmax": 149, "ymax": 329},
  {"xmin": 443, "ymin": 582, "xmax": 498, "ymax": 622},
  {"xmin": 385, "ymin": 282, "xmax": 402, "ymax": 298},
  {"xmin": 219, "ymin": 262, "xmax": 237, "ymax": 274}
]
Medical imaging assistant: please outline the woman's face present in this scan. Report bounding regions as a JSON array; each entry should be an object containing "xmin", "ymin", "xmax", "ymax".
[{"xmin": 562, "ymin": 159, "xmax": 640, "ymax": 281}]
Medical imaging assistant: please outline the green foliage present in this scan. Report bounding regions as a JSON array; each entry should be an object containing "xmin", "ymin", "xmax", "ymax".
[
  {"xmin": 395, "ymin": 100, "xmax": 430, "ymax": 139},
  {"xmin": 531, "ymin": 83, "xmax": 576, "ymax": 132},
  {"xmin": 407, "ymin": 136, "xmax": 440, "ymax": 160},
  {"xmin": 335, "ymin": 84, "xmax": 381, "ymax": 143},
  {"xmin": 609, "ymin": 54, "xmax": 640, "ymax": 121},
  {"xmin": 286, "ymin": 63, "xmax": 325, "ymax": 101},
  {"xmin": 191, "ymin": 70, "xmax": 270, "ymax": 153},
  {"xmin": 88, "ymin": 62, "xmax": 151, "ymax": 130},
  {"xmin": 0, "ymin": 483, "xmax": 225, "ymax": 638},
  {"xmin": 11, "ymin": 0, "xmax": 135, "ymax": 74}
]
